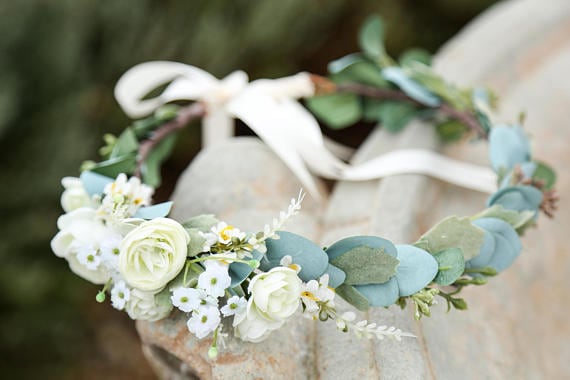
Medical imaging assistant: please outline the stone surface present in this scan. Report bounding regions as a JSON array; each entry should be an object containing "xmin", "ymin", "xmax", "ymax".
[{"xmin": 137, "ymin": 0, "xmax": 570, "ymax": 378}]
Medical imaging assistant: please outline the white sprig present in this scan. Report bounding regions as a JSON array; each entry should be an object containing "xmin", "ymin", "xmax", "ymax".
[
  {"xmin": 256, "ymin": 189, "xmax": 305, "ymax": 244},
  {"xmin": 337, "ymin": 312, "xmax": 415, "ymax": 341}
]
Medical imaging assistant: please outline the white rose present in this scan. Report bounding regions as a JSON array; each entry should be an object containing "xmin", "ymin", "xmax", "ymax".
[
  {"xmin": 61, "ymin": 177, "xmax": 91, "ymax": 212},
  {"xmin": 50, "ymin": 208, "xmax": 119, "ymax": 284},
  {"xmin": 125, "ymin": 288, "xmax": 172, "ymax": 321},
  {"xmin": 234, "ymin": 267, "xmax": 302, "ymax": 342},
  {"xmin": 119, "ymin": 218, "xmax": 190, "ymax": 292}
]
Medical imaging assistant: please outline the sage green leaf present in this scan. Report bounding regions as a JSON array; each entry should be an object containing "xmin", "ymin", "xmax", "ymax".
[
  {"xmin": 432, "ymin": 248, "xmax": 465, "ymax": 286},
  {"xmin": 182, "ymin": 214, "xmax": 219, "ymax": 232},
  {"xmin": 322, "ymin": 264, "xmax": 346, "ymax": 288},
  {"xmin": 329, "ymin": 54, "xmax": 387, "ymax": 88},
  {"xmin": 415, "ymin": 216, "xmax": 485, "ymax": 261},
  {"xmin": 90, "ymin": 153, "xmax": 137, "ymax": 178},
  {"xmin": 229, "ymin": 250, "xmax": 264, "ymax": 287},
  {"xmin": 335, "ymin": 284, "xmax": 370, "ymax": 311},
  {"xmin": 436, "ymin": 120, "xmax": 466, "ymax": 142},
  {"xmin": 354, "ymin": 277, "xmax": 399, "ymax": 307},
  {"xmin": 362, "ymin": 98, "xmax": 384, "ymax": 122},
  {"xmin": 142, "ymin": 134, "xmax": 177, "ymax": 187},
  {"xmin": 472, "ymin": 205, "xmax": 535, "ymax": 233},
  {"xmin": 378, "ymin": 101, "xmax": 417, "ymax": 132},
  {"xmin": 326, "ymin": 235, "xmax": 397, "ymax": 261},
  {"xmin": 399, "ymin": 48, "xmax": 432, "ymax": 67},
  {"xmin": 185, "ymin": 228, "xmax": 207, "ymax": 257},
  {"xmin": 306, "ymin": 93, "xmax": 361, "ymax": 129},
  {"xmin": 382, "ymin": 67, "xmax": 440, "ymax": 107},
  {"xmin": 358, "ymin": 15, "xmax": 385, "ymax": 59},
  {"xmin": 532, "ymin": 161, "xmax": 556, "ymax": 190},
  {"xmin": 330, "ymin": 245, "xmax": 399, "ymax": 285},
  {"xmin": 110, "ymin": 128, "xmax": 138, "ymax": 159},
  {"xmin": 487, "ymin": 185, "xmax": 543, "ymax": 214},
  {"xmin": 394, "ymin": 245, "xmax": 438, "ymax": 296}
]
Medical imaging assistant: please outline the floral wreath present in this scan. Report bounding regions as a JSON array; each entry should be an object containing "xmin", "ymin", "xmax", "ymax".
[{"xmin": 51, "ymin": 16, "xmax": 558, "ymax": 359}]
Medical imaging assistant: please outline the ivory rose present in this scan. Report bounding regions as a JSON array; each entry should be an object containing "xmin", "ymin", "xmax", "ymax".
[
  {"xmin": 234, "ymin": 267, "xmax": 302, "ymax": 342},
  {"xmin": 60, "ymin": 177, "xmax": 91, "ymax": 212},
  {"xmin": 119, "ymin": 218, "xmax": 189, "ymax": 292}
]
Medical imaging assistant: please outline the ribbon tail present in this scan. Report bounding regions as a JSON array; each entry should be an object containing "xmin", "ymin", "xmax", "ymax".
[
  {"xmin": 341, "ymin": 149, "xmax": 497, "ymax": 193},
  {"xmin": 202, "ymin": 107, "xmax": 234, "ymax": 147}
]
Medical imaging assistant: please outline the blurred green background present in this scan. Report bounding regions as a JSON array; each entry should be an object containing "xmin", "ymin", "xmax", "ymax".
[{"xmin": 0, "ymin": 0, "xmax": 499, "ymax": 378}]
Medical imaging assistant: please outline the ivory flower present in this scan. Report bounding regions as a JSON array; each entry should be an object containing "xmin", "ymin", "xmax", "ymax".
[
  {"xmin": 234, "ymin": 267, "xmax": 302, "ymax": 342},
  {"xmin": 125, "ymin": 288, "xmax": 172, "ymax": 321},
  {"xmin": 60, "ymin": 177, "xmax": 92, "ymax": 212},
  {"xmin": 119, "ymin": 218, "xmax": 190, "ymax": 292}
]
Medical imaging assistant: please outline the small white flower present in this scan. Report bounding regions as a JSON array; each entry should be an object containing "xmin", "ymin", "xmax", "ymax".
[
  {"xmin": 111, "ymin": 281, "xmax": 131, "ymax": 310},
  {"xmin": 171, "ymin": 287, "xmax": 202, "ymax": 313},
  {"xmin": 279, "ymin": 255, "xmax": 301, "ymax": 273},
  {"xmin": 198, "ymin": 262, "xmax": 232, "ymax": 298},
  {"xmin": 300, "ymin": 274, "xmax": 335, "ymax": 319},
  {"xmin": 201, "ymin": 222, "xmax": 246, "ymax": 250},
  {"xmin": 187, "ymin": 306, "xmax": 221, "ymax": 339},
  {"xmin": 60, "ymin": 177, "xmax": 92, "ymax": 212},
  {"xmin": 100, "ymin": 174, "xmax": 154, "ymax": 220},
  {"xmin": 99, "ymin": 234, "xmax": 123, "ymax": 271},
  {"xmin": 220, "ymin": 296, "xmax": 246, "ymax": 317},
  {"xmin": 76, "ymin": 244, "xmax": 101, "ymax": 270}
]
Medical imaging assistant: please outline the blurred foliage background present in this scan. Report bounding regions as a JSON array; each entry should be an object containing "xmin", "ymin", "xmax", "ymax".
[{"xmin": 0, "ymin": 0, "xmax": 499, "ymax": 378}]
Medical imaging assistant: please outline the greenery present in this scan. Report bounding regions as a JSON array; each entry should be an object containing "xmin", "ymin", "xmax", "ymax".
[{"xmin": 0, "ymin": 1, "xmax": 500, "ymax": 378}]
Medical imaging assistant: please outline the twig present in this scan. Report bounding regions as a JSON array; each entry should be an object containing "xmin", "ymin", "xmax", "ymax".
[{"xmin": 134, "ymin": 102, "xmax": 207, "ymax": 178}]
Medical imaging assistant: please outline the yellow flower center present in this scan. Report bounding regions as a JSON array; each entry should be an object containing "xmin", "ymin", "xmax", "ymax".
[
  {"xmin": 220, "ymin": 225, "xmax": 234, "ymax": 241},
  {"xmin": 301, "ymin": 291, "xmax": 318, "ymax": 301}
]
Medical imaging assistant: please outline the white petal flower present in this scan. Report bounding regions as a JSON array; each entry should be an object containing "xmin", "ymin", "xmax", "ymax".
[
  {"xmin": 221, "ymin": 296, "xmax": 246, "ymax": 317},
  {"xmin": 187, "ymin": 306, "xmax": 221, "ymax": 339},
  {"xmin": 61, "ymin": 177, "xmax": 92, "ymax": 212},
  {"xmin": 99, "ymin": 234, "xmax": 123, "ymax": 272},
  {"xmin": 111, "ymin": 281, "xmax": 131, "ymax": 310},
  {"xmin": 125, "ymin": 288, "xmax": 172, "ymax": 321},
  {"xmin": 76, "ymin": 243, "xmax": 101, "ymax": 270},
  {"xmin": 198, "ymin": 262, "xmax": 231, "ymax": 298},
  {"xmin": 100, "ymin": 174, "xmax": 154, "ymax": 220},
  {"xmin": 171, "ymin": 287, "xmax": 202, "ymax": 313}
]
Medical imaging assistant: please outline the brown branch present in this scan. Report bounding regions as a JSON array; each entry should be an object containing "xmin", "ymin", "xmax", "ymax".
[
  {"xmin": 134, "ymin": 101, "xmax": 207, "ymax": 178},
  {"xmin": 312, "ymin": 76, "xmax": 488, "ymax": 139}
]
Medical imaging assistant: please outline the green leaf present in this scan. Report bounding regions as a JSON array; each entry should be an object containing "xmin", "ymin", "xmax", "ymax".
[
  {"xmin": 532, "ymin": 161, "xmax": 556, "ymax": 190},
  {"xmin": 378, "ymin": 101, "xmax": 417, "ymax": 132},
  {"xmin": 110, "ymin": 128, "xmax": 139, "ymax": 159},
  {"xmin": 182, "ymin": 214, "xmax": 219, "ymax": 232},
  {"xmin": 330, "ymin": 246, "xmax": 399, "ymax": 285},
  {"xmin": 436, "ymin": 120, "xmax": 466, "ymax": 142},
  {"xmin": 399, "ymin": 48, "xmax": 432, "ymax": 67},
  {"xmin": 359, "ymin": 15, "xmax": 385, "ymax": 59},
  {"xmin": 185, "ymin": 228, "xmax": 207, "ymax": 257},
  {"xmin": 361, "ymin": 98, "xmax": 384, "ymax": 122},
  {"xmin": 415, "ymin": 216, "xmax": 485, "ymax": 261},
  {"xmin": 335, "ymin": 284, "xmax": 370, "ymax": 311},
  {"xmin": 306, "ymin": 93, "xmax": 361, "ymax": 129},
  {"xmin": 141, "ymin": 134, "xmax": 177, "ymax": 187},
  {"xmin": 432, "ymin": 248, "xmax": 465, "ymax": 286},
  {"xmin": 471, "ymin": 205, "xmax": 535, "ymax": 233},
  {"xmin": 329, "ymin": 54, "xmax": 387, "ymax": 87},
  {"xmin": 90, "ymin": 154, "xmax": 137, "ymax": 178}
]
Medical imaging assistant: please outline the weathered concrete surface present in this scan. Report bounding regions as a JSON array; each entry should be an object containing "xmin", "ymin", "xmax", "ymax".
[{"xmin": 137, "ymin": 0, "xmax": 570, "ymax": 378}]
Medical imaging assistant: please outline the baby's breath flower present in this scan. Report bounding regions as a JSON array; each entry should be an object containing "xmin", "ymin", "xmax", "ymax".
[
  {"xmin": 111, "ymin": 280, "xmax": 131, "ymax": 310},
  {"xmin": 220, "ymin": 296, "xmax": 246, "ymax": 317},
  {"xmin": 187, "ymin": 306, "xmax": 221, "ymax": 339}
]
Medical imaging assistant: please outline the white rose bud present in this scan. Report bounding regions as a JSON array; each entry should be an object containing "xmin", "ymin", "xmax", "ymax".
[
  {"xmin": 234, "ymin": 267, "xmax": 302, "ymax": 342},
  {"xmin": 60, "ymin": 177, "xmax": 91, "ymax": 212},
  {"xmin": 119, "ymin": 218, "xmax": 190, "ymax": 292},
  {"xmin": 125, "ymin": 288, "xmax": 173, "ymax": 321}
]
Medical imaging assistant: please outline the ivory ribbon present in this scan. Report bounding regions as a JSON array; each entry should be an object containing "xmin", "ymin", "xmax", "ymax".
[{"xmin": 114, "ymin": 61, "xmax": 497, "ymax": 200}]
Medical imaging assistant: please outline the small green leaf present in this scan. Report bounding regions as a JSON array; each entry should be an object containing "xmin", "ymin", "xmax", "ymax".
[
  {"xmin": 306, "ymin": 93, "xmax": 361, "ymax": 129},
  {"xmin": 532, "ymin": 161, "xmax": 556, "ymax": 190},
  {"xmin": 378, "ymin": 101, "xmax": 417, "ymax": 132},
  {"xmin": 361, "ymin": 98, "xmax": 384, "ymax": 122},
  {"xmin": 471, "ymin": 205, "xmax": 535, "ymax": 233},
  {"xmin": 399, "ymin": 48, "xmax": 432, "ymax": 67},
  {"xmin": 335, "ymin": 284, "xmax": 370, "ymax": 311},
  {"xmin": 432, "ymin": 248, "xmax": 465, "ymax": 286},
  {"xmin": 329, "ymin": 54, "xmax": 387, "ymax": 87},
  {"xmin": 436, "ymin": 120, "xmax": 466, "ymax": 142},
  {"xmin": 330, "ymin": 246, "xmax": 399, "ymax": 285},
  {"xmin": 415, "ymin": 216, "xmax": 485, "ymax": 261},
  {"xmin": 185, "ymin": 228, "xmax": 207, "ymax": 257},
  {"xmin": 110, "ymin": 128, "xmax": 139, "ymax": 159},
  {"xmin": 142, "ymin": 134, "xmax": 177, "ymax": 187},
  {"xmin": 359, "ymin": 15, "xmax": 385, "ymax": 59},
  {"xmin": 90, "ymin": 154, "xmax": 137, "ymax": 178}
]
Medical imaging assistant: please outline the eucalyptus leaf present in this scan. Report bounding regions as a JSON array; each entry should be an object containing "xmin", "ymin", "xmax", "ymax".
[
  {"xmin": 472, "ymin": 205, "xmax": 535, "ymax": 233},
  {"xmin": 110, "ymin": 128, "xmax": 139, "ymax": 159},
  {"xmin": 432, "ymin": 248, "xmax": 465, "ymax": 286},
  {"xmin": 487, "ymin": 185, "xmax": 543, "ymax": 214},
  {"xmin": 326, "ymin": 235, "xmax": 397, "ymax": 261},
  {"xmin": 532, "ymin": 161, "xmax": 556, "ymax": 190},
  {"xmin": 382, "ymin": 67, "xmax": 440, "ymax": 107},
  {"xmin": 182, "ymin": 214, "xmax": 219, "ymax": 232},
  {"xmin": 399, "ymin": 48, "xmax": 432, "ymax": 67},
  {"xmin": 80, "ymin": 171, "xmax": 114, "ymax": 196},
  {"xmin": 330, "ymin": 245, "xmax": 399, "ymax": 285},
  {"xmin": 488, "ymin": 125, "xmax": 531, "ymax": 173},
  {"xmin": 305, "ymin": 93, "xmax": 361, "ymax": 129},
  {"xmin": 335, "ymin": 284, "xmax": 370, "ymax": 311},
  {"xmin": 378, "ymin": 101, "xmax": 417, "ymax": 132},
  {"xmin": 90, "ymin": 153, "xmax": 137, "ymax": 178},
  {"xmin": 354, "ymin": 277, "xmax": 399, "ymax": 308},
  {"xmin": 322, "ymin": 264, "xmax": 346, "ymax": 288},
  {"xmin": 499, "ymin": 162, "xmax": 537, "ymax": 189},
  {"xmin": 415, "ymin": 216, "xmax": 485, "ymax": 261},
  {"xmin": 394, "ymin": 245, "xmax": 438, "ymax": 296},
  {"xmin": 142, "ymin": 134, "xmax": 177, "ymax": 187},
  {"xmin": 229, "ymin": 250, "xmax": 264, "ymax": 287},
  {"xmin": 262, "ymin": 231, "xmax": 329, "ymax": 282},
  {"xmin": 358, "ymin": 15, "xmax": 385, "ymax": 59},
  {"xmin": 436, "ymin": 120, "xmax": 466, "ymax": 142},
  {"xmin": 133, "ymin": 201, "xmax": 173, "ymax": 219},
  {"xmin": 185, "ymin": 229, "xmax": 207, "ymax": 257},
  {"xmin": 328, "ymin": 54, "xmax": 387, "ymax": 87}
]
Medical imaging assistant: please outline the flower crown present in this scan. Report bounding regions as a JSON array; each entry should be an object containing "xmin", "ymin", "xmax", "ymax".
[{"xmin": 51, "ymin": 16, "xmax": 558, "ymax": 359}]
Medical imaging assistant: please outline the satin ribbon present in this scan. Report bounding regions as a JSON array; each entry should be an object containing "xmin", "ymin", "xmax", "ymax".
[{"xmin": 114, "ymin": 61, "xmax": 497, "ymax": 200}]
